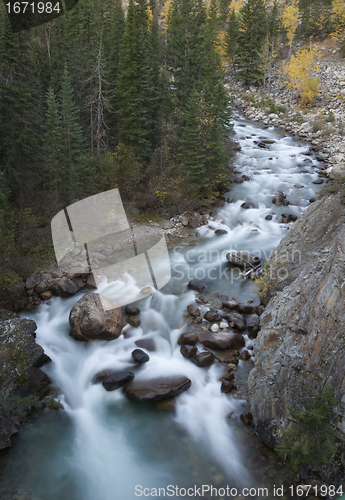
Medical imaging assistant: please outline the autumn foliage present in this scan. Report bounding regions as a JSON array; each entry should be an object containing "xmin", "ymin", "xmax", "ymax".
[{"xmin": 283, "ymin": 46, "xmax": 320, "ymax": 106}]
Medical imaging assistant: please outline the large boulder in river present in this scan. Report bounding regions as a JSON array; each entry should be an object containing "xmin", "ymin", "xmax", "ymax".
[
  {"xmin": 198, "ymin": 330, "xmax": 245, "ymax": 350},
  {"xmin": 69, "ymin": 293, "xmax": 126, "ymax": 342},
  {"xmin": 226, "ymin": 251, "xmax": 261, "ymax": 269},
  {"xmin": 123, "ymin": 376, "xmax": 191, "ymax": 402}
]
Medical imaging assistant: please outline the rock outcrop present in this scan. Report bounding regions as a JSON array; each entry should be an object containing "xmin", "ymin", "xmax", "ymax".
[
  {"xmin": 0, "ymin": 310, "xmax": 51, "ymax": 452},
  {"xmin": 248, "ymin": 193, "xmax": 345, "ymax": 477}
]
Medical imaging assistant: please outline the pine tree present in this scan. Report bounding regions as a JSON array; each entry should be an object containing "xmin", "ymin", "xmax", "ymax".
[
  {"xmin": 261, "ymin": 1, "xmax": 280, "ymax": 89},
  {"xmin": 0, "ymin": 12, "xmax": 43, "ymax": 206},
  {"xmin": 225, "ymin": 7, "xmax": 239, "ymax": 63},
  {"xmin": 178, "ymin": 88, "xmax": 207, "ymax": 194},
  {"xmin": 60, "ymin": 63, "xmax": 87, "ymax": 203},
  {"xmin": 235, "ymin": 0, "xmax": 267, "ymax": 83},
  {"xmin": 44, "ymin": 87, "xmax": 64, "ymax": 207},
  {"xmin": 103, "ymin": 0, "xmax": 125, "ymax": 148}
]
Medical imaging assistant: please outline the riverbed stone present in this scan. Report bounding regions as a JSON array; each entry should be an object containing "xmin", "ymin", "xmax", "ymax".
[
  {"xmin": 272, "ymin": 192, "xmax": 286, "ymax": 206},
  {"xmin": 177, "ymin": 332, "xmax": 198, "ymax": 345},
  {"xmin": 159, "ymin": 220, "xmax": 174, "ymax": 229},
  {"xmin": 248, "ymin": 322, "xmax": 259, "ymax": 339},
  {"xmin": 123, "ymin": 377, "xmax": 191, "ymax": 402},
  {"xmin": 240, "ymin": 350, "xmax": 251, "ymax": 361},
  {"xmin": 226, "ymin": 251, "xmax": 261, "ymax": 269},
  {"xmin": 127, "ymin": 316, "xmax": 141, "ymax": 328},
  {"xmin": 224, "ymin": 312, "xmax": 246, "ymax": 331},
  {"xmin": 131, "ymin": 349, "xmax": 149, "ymax": 363},
  {"xmin": 25, "ymin": 274, "xmax": 40, "ymax": 290},
  {"xmin": 222, "ymin": 299, "xmax": 238, "ymax": 310},
  {"xmin": 187, "ymin": 304, "xmax": 200, "ymax": 317},
  {"xmin": 125, "ymin": 305, "xmax": 140, "ymax": 316},
  {"xmin": 156, "ymin": 398, "xmax": 176, "ymax": 410},
  {"xmin": 102, "ymin": 372, "xmax": 134, "ymax": 391},
  {"xmin": 187, "ymin": 280, "xmax": 206, "ymax": 292},
  {"xmin": 40, "ymin": 291, "xmax": 52, "ymax": 301},
  {"xmin": 210, "ymin": 323, "xmax": 219, "ymax": 333},
  {"xmin": 215, "ymin": 229, "xmax": 228, "ymax": 236},
  {"xmin": 48, "ymin": 278, "xmax": 79, "ymax": 298},
  {"xmin": 69, "ymin": 293, "xmax": 126, "ymax": 342},
  {"xmin": 180, "ymin": 345, "xmax": 197, "ymax": 358},
  {"xmin": 221, "ymin": 380, "xmax": 234, "ymax": 393},
  {"xmin": 198, "ymin": 330, "xmax": 245, "ymax": 350},
  {"xmin": 240, "ymin": 412, "xmax": 253, "ymax": 426},
  {"xmin": 204, "ymin": 310, "xmax": 222, "ymax": 322},
  {"xmin": 191, "ymin": 351, "xmax": 215, "ymax": 367}
]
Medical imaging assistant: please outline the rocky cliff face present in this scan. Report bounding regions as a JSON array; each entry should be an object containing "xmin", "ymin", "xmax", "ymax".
[
  {"xmin": 0, "ymin": 310, "xmax": 51, "ymax": 452},
  {"xmin": 248, "ymin": 192, "xmax": 345, "ymax": 476}
]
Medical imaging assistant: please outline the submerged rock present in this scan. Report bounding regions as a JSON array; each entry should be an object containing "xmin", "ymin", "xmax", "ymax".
[
  {"xmin": 69, "ymin": 293, "xmax": 126, "ymax": 342},
  {"xmin": 226, "ymin": 251, "xmax": 261, "ymax": 269},
  {"xmin": 135, "ymin": 338, "xmax": 156, "ymax": 351},
  {"xmin": 123, "ymin": 377, "xmax": 191, "ymax": 402},
  {"xmin": 102, "ymin": 372, "xmax": 134, "ymax": 391},
  {"xmin": 215, "ymin": 229, "xmax": 228, "ymax": 236},
  {"xmin": 187, "ymin": 280, "xmax": 206, "ymax": 293},
  {"xmin": 131, "ymin": 349, "xmax": 149, "ymax": 363}
]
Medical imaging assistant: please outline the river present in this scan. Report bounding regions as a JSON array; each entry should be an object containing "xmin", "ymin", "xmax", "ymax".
[{"xmin": 0, "ymin": 117, "xmax": 325, "ymax": 500}]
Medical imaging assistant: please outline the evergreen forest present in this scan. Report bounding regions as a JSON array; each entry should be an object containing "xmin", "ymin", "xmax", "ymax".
[{"xmin": 0, "ymin": 0, "xmax": 343, "ymax": 281}]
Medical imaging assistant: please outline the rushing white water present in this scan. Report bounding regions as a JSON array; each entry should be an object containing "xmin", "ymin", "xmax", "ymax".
[{"xmin": 0, "ymin": 119, "xmax": 325, "ymax": 500}]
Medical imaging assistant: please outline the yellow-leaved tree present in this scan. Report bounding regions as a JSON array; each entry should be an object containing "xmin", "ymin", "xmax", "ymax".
[
  {"xmin": 331, "ymin": 0, "xmax": 345, "ymax": 40},
  {"xmin": 283, "ymin": 46, "xmax": 320, "ymax": 106},
  {"xmin": 281, "ymin": 0, "xmax": 299, "ymax": 55},
  {"xmin": 231, "ymin": 0, "xmax": 244, "ymax": 13}
]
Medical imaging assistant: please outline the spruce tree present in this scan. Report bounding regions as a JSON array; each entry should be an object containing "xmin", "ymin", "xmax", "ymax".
[
  {"xmin": 178, "ymin": 88, "xmax": 207, "ymax": 194},
  {"xmin": 61, "ymin": 63, "xmax": 87, "ymax": 203},
  {"xmin": 103, "ymin": 0, "xmax": 125, "ymax": 148},
  {"xmin": 225, "ymin": 7, "xmax": 239, "ymax": 64},
  {"xmin": 235, "ymin": 0, "xmax": 267, "ymax": 83},
  {"xmin": 117, "ymin": 0, "xmax": 141, "ymax": 155},
  {"xmin": 0, "ymin": 13, "xmax": 43, "ymax": 206},
  {"xmin": 44, "ymin": 87, "xmax": 64, "ymax": 208}
]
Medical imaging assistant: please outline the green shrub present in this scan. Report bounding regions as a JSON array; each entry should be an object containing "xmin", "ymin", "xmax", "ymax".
[
  {"xmin": 326, "ymin": 111, "xmax": 335, "ymax": 123},
  {"xmin": 275, "ymin": 384, "xmax": 337, "ymax": 471},
  {"xmin": 312, "ymin": 119, "xmax": 323, "ymax": 133}
]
